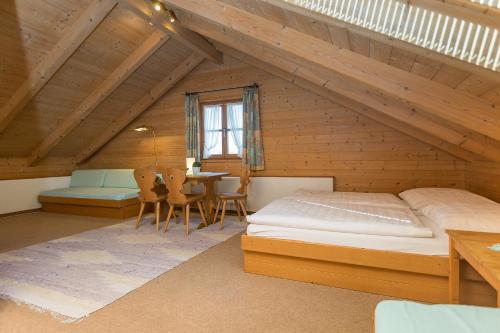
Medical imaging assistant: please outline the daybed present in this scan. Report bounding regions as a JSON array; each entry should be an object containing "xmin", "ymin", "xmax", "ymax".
[
  {"xmin": 39, "ymin": 169, "xmax": 141, "ymax": 219},
  {"xmin": 242, "ymin": 188, "xmax": 499, "ymax": 306}
]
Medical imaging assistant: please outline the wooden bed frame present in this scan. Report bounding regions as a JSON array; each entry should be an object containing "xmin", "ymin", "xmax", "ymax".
[
  {"xmin": 39, "ymin": 195, "xmax": 142, "ymax": 219},
  {"xmin": 241, "ymin": 235, "xmax": 497, "ymax": 306}
]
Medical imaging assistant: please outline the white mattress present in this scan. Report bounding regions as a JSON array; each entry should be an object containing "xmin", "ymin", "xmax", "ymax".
[
  {"xmin": 246, "ymin": 213, "xmax": 448, "ymax": 256},
  {"xmin": 247, "ymin": 191, "xmax": 432, "ymax": 238}
]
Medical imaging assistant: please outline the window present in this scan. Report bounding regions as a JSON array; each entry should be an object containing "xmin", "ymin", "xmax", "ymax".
[{"xmin": 201, "ymin": 100, "xmax": 243, "ymax": 159}]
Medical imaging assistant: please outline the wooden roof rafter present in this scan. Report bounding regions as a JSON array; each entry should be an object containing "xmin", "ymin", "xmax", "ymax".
[
  {"xmin": 75, "ymin": 53, "xmax": 205, "ymax": 164},
  {"xmin": 258, "ymin": 0, "xmax": 500, "ymax": 82},
  {"xmin": 173, "ymin": 11, "xmax": 500, "ymax": 162},
  {"xmin": 0, "ymin": 0, "xmax": 118, "ymax": 133},
  {"xmin": 165, "ymin": 0, "xmax": 500, "ymax": 143},
  {"xmin": 220, "ymin": 46, "xmax": 476, "ymax": 162},
  {"xmin": 120, "ymin": 0, "xmax": 223, "ymax": 64},
  {"xmin": 27, "ymin": 31, "xmax": 170, "ymax": 166}
]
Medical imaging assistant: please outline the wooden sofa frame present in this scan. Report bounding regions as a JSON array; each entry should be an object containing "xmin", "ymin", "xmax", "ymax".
[
  {"xmin": 39, "ymin": 195, "xmax": 142, "ymax": 219},
  {"xmin": 241, "ymin": 235, "xmax": 496, "ymax": 306}
]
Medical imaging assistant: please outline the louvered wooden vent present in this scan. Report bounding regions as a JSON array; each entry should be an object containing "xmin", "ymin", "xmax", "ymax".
[{"xmin": 282, "ymin": 0, "xmax": 500, "ymax": 71}]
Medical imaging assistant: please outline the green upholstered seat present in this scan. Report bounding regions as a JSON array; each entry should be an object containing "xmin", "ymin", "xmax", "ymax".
[
  {"xmin": 375, "ymin": 300, "xmax": 500, "ymax": 333},
  {"xmin": 69, "ymin": 169, "xmax": 106, "ymax": 187},
  {"xmin": 40, "ymin": 187, "xmax": 139, "ymax": 201},
  {"xmin": 103, "ymin": 169, "xmax": 138, "ymax": 189}
]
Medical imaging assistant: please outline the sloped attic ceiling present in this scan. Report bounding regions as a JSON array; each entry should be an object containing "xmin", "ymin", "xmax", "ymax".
[
  {"xmin": 156, "ymin": 0, "xmax": 500, "ymax": 161},
  {"xmin": 0, "ymin": 0, "xmax": 499, "ymax": 171}
]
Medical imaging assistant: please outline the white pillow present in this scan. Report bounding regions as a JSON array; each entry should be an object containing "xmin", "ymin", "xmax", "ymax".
[
  {"xmin": 422, "ymin": 203, "xmax": 500, "ymax": 233},
  {"xmin": 399, "ymin": 188, "xmax": 495, "ymax": 211}
]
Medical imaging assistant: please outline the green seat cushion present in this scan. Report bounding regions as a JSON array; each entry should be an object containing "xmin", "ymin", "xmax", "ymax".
[
  {"xmin": 375, "ymin": 301, "xmax": 500, "ymax": 333},
  {"xmin": 40, "ymin": 187, "xmax": 139, "ymax": 201},
  {"xmin": 103, "ymin": 169, "xmax": 138, "ymax": 189},
  {"xmin": 70, "ymin": 170, "xmax": 106, "ymax": 187}
]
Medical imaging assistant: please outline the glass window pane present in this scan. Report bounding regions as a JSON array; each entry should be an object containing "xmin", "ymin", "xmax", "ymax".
[
  {"xmin": 203, "ymin": 104, "xmax": 222, "ymax": 130},
  {"xmin": 227, "ymin": 129, "xmax": 243, "ymax": 155},
  {"xmin": 206, "ymin": 132, "xmax": 222, "ymax": 156},
  {"xmin": 227, "ymin": 102, "xmax": 243, "ymax": 129},
  {"xmin": 227, "ymin": 102, "xmax": 243, "ymax": 156},
  {"xmin": 203, "ymin": 104, "xmax": 223, "ymax": 158}
]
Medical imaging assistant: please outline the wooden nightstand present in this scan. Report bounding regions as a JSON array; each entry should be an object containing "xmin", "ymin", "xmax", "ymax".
[{"xmin": 447, "ymin": 230, "xmax": 500, "ymax": 307}]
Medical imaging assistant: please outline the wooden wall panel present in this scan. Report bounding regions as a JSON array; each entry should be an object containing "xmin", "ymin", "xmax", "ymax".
[
  {"xmin": 50, "ymin": 39, "xmax": 193, "ymax": 156},
  {"xmin": 0, "ymin": 4, "xmax": 154, "ymax": 157},
  {"xmin": 0, "ymin": 157, "xmax": 74, "ymax": 180},
  {"xmin": 466, "ymin": 161, "xmax": 500, "ymax": 202},
  {"xmin": 86, "ymin": 56, "xmax": 466, "ymax": 194}
]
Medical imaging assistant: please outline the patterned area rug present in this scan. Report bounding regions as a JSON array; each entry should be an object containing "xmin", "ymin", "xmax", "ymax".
[{"xmin": 0, "ymin": 214, "xmax": 245, "ymax": 321}]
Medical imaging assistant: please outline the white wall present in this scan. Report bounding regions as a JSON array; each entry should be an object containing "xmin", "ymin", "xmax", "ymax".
[
  {"xmin": 216, "ymin": 176, "xmax": 334, "ymax": 211},
  {"xmin": 0, "ymin": 176, "xmax": 71, "ymax": 215}
]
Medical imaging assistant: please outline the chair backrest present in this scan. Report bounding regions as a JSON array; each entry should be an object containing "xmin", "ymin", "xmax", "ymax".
[
  {"xmin": 134, "ymin": 167, "xmax": 159, "ymax": 202},
  {"xmin": 162, "ymin": 168, "xmax": 188, "ymax": 202},
  {"xmin": 237, "ymin": 167, "xmax": 251, "ymax": 195}
]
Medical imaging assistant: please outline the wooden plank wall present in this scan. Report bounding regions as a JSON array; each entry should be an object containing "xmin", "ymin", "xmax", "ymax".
[
  {"xmin": 85, "ymin": 56, "xmax": 466, "ymax": 194},
  {"xmin": 466, "ymin": 161, "xmax": 500, "ymax": 202}
]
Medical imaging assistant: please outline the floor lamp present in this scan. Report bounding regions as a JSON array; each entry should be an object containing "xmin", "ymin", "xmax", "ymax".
[{"xmin": 134, "ymin": 125, "xmax": 158, "ymax": 167}]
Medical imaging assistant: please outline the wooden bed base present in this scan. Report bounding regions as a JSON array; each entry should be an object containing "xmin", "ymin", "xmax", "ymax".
[
  {"xmin": 39, "ymin": 195, "xmax": 142, "ymax": 219},
  {"xmin": 241, "ymin": 235, "xmax": 496, "ymax": 306}
]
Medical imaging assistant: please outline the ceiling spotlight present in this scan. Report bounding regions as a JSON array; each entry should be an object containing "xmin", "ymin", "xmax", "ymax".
[
  {"xmin": 151, "ymin": 0, "xmax": 164, "ymax": 12},
  {"xmin": 167, "ymin": 9, "xmax": 177, "ymax": 22}
]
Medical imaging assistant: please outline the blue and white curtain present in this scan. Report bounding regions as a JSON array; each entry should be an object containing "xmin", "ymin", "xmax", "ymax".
[{"xmin": 242, "ymin": 86, "xmax": 264, "ymax": 171}]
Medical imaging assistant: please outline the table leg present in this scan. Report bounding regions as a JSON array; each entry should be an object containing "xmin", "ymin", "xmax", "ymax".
[
  {"xmin": 497, "ymin": 291, "xmax": 500, "ymax": 308},
  {"xmin": 196, "ymin": 178, "xmax": 218, "ymax": 229},
  {"xmin": 449, "ymin": 237, "xmax": 460, "ymax": 304}
]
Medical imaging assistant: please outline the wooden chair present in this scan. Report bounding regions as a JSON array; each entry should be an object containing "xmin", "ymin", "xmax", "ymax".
[
  {"xmin": 213, "ymin": 167, "xmax": 251, "ymax": 230},
  {"xmin": 162, "ymin": 168, "xmax": 208, "ymax": 235},
  {"xmin": 134, "ymin": 167, "xmax": 174, "ymax": 232}
]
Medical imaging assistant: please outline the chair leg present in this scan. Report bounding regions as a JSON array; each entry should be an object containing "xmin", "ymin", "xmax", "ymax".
[
  {"xmin": 234, "ymin": 200, "xmax": 242, "ymax": 221},
  {"xmin": 164, "ymin": 205, "xmax": 174, "ymax": 232},
  {"xmin": 220, "ymin": 200, "xmax": 227, "ymax": 230},
  {"xmin": 135, "ymin": 202, "xmax": 145, "ymax": 229},
  {"xmin": 185, "ymin": 204, "xmax": 190, "ymax": 235},
  {"xmin": 155, "ymin": 202, "xmax": 161, "ymax": 232},
  {"xmin": 213, "ymin": 200, "xmax": 221, "ymax": 224},
  {"xmin": 182, "ymin": 206, "xmax": 186, "ymax": 225},
  {"xmin": 239, "ymin": 200, "xmax": 248, "ymax": 217},
  {"xmin": 197, "ymin": 201, "xmax": 208, "ymax": 228}
]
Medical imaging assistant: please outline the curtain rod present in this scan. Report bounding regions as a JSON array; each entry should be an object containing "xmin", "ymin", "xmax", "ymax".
[{"xmin": 185, "ymin": 83, "xmax": 258, "ymax": 96}]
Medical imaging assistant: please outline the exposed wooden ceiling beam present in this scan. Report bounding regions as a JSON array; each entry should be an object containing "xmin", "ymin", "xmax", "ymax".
[
  {"xmin": 121, "ymin": 0, "xmax": 222, "ymax": 64},
  {"xmin": 175, "ymin": 13, "xmax": 500, "ymax": 161},
  {"xmin": 221, "ymin": 46, "xmax": 476, "ymax": 162},
  {"xmin": 27, "ymin": 31, "xmax": 169, "ymax": 166},
  {"xmin": 75, "ymin": 53, "xmax": 204, "ymax": 164},
  {"xmin": 260, "ymin": 0, "xmax": 500, "ymax": 83},
  {"xmin": 0, "ymin": 0, "xmax": 118, "ymax": 133},
  {"xmin": 166, "ymin": 0, "xmax": 500, "ymax": 142}
]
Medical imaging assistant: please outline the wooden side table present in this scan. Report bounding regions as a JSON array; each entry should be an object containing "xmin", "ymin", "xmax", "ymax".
[{"xmin": 447, "ymin": 230, "xmax": 500, "ymax": 307}]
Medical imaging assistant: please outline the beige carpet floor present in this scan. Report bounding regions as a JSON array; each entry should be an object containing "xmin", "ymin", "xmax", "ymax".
[{"xmin": 0, "ymin": 212, "xmax": 391, "ymax": 332}]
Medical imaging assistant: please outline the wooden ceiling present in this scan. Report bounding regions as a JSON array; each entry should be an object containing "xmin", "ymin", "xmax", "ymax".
[{"xmin": 0, "ymin": 0, "xmax": 499, "ymax": 166}]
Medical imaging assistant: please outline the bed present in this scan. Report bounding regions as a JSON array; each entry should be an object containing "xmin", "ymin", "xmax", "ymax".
[{"xmin": 242, "ymin": 188, "xmax": 500, "ymax": 306}]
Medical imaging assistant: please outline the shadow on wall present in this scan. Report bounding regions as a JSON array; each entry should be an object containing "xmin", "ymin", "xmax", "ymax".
[{"xmin": 0, "ymin": 0, "xmax": 40, "ymax": 158}]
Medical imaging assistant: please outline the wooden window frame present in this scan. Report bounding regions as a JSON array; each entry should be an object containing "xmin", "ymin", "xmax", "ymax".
[{"xmin": 200, "ymin": 99, "xmax": 243, "ymax": 161}]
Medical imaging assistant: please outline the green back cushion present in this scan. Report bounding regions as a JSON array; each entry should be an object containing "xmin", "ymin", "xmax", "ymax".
[
  {"xmin": 103, "ymin": 169, "xmax": 138, "ymax": 189},
  {"xmin": 70, "ymin": 170, "xmax": 106, "ymax": 187},
  {"xmin": 375, "ymin": 301, "xmax": 500, "ymax": 333}
]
